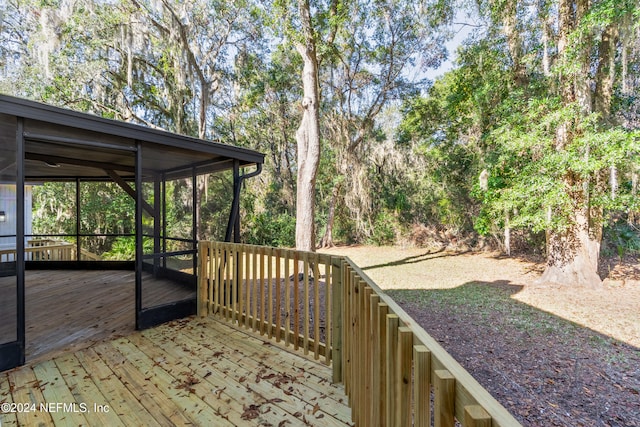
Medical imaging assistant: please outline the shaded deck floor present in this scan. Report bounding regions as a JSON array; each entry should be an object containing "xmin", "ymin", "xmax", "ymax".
[
  {"xmin": 0, "ymin": 269, "xmax": 196, "ymax": 362},
  {"xmin": 0, "ymin": 316, "xmax": 352, "ymax": 426}
]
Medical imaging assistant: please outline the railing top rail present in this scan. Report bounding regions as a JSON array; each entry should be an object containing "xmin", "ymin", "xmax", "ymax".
[
  {"xmin": 343, "ymin": 256, "xmax": 522, "ymax": 427},
  {"xmin": 0, "ymin": 243, "xmax": 74, "ymax": 254},
  {"xmin": 209, "ymin": 241, "xmax": 334, "ymax": 265}
]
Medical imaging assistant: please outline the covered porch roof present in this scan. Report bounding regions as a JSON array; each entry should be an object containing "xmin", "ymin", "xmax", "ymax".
[{"xmin": 0, "ymin": 94, "xmax": 264, "ymax": 181}]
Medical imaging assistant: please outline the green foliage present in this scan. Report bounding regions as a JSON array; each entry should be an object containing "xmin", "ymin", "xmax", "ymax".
[
  {"xmin": 32, "ymin": 182, "xmax": 77, "ymax": 235},
  {"xmin": 9, "ymin": 0, "xmax": 640, "ymax": 259},
  {"xmin": 368, "ymin": 210, "xmax": 403, "ymax": 246},
  {"xmin": 480, "ymin": 100, "xmax": 638, "ymax": 235},
  {"xmin": 602, "ymin": 222, "xmax": 640, "ymax": 259},
  {"xmin": 102, "ymin": 237, "xmax": 137, "ymax": 261},
  {"xmin": 244, "ymin": 212, "xmax": 296, "ymax": 247}
]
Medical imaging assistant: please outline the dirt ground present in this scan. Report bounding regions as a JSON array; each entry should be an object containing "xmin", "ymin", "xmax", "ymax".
[{"xmin": 320, "ymin": 246, "xmax": 640, "ymax": 427}]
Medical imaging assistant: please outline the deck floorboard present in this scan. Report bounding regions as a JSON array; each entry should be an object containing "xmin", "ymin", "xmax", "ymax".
[{"xmin": 0, "ymin": 316, "xmax": 352, "ymax": 426}]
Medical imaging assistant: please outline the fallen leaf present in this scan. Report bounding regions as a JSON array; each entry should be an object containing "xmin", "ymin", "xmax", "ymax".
[{"xmin": 215, "ymin": 387, "xmax": 226, "ymax": 399}]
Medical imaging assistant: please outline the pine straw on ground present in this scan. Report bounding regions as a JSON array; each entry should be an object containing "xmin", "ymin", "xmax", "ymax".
[{"xmin": 320, "ymin": 246, "xmax": 640, "ymax": 427}]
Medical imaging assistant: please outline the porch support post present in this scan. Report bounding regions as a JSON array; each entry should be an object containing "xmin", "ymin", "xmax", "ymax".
[
  {"xmin": 75, "ymin": 178, "xmax": 80, "ymax": 260},
  {"xmin": 154, "ymin": 175, "xmax": 161, "ymax": 273},
  {"xmin": 225, "ymin": 160, "xmax": 241, "ymax": 243},
  {"xmin": 135, "ymin": 141, "xmax": 142, "ymax": 330},
  {"xmin": 162, "ymin": 173, "xmax": 167, "ymax": 269},
  {"xmin": 16, "ymin": 117, "xmax": 26, "ymax": 366},
  {"xmin": 192, "ymin": 166, "xmax": 198, "ymax": 274}
]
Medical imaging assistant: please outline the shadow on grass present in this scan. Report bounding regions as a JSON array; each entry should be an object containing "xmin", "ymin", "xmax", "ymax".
[
  {"xmin": 386, "ymin": 281, "xmax": 640, "ymax": 427},
  {"xmin": 361, "ymin": 247, "xmax": 470, "ymax": 271}
]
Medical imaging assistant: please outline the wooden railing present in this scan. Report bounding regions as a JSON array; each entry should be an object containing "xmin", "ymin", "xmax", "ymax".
[
  {"xmin": 0, "ymin": 239, "xmax": 102, "ymax": 262},
  {"xmin": 198, "ymin": 241, "xmax": 522, "ymax": 427},
  {"xmin": 197, "ymin": 241, "xmax": 339, "ymax": 363}
]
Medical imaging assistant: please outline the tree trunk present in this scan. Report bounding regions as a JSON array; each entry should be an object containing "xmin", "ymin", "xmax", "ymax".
[
  {"xmin": 294, "ymin": 0, "xmax": 321, "ymax": 252},
  {"xmin": 539, "ymin": 207, "xmax": 602, "ymax": 288},
  {"xmin": 501, "ymin": 0, "xmax": 525, "ymax": 84},
  {"xmin": 540, "ymin": 0, "xmax": 604, "ymax": 287},
  {"xmin": 630, "ymin": 171, "xmax": 638, "ymax": 224},
  {"xmin": 320, "ymin": 182, "xmax": 341, "ymax": 248},
  {"xmin": 504, "ymin": 211, "xmax": 511, "ymax": 257}
]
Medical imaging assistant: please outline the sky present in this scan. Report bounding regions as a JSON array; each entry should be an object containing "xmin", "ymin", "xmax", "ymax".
[{"xmin": 421, "ymin": 9, "xmax": 482, "ymax": 82}]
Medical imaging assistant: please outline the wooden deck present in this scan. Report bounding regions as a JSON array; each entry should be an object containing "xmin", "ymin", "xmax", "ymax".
[
  {"xmin": 0, "ymin": 269, "xmax": 196, "ymax": 362},
  {"xmin": 0, "ymin": 316, "xmax": 352, "ymax": 426}
]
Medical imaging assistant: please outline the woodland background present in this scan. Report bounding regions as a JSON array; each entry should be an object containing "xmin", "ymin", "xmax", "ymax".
[{"xmin": 1, "ymin": 0, "xmax": 639, "ymax": 287}]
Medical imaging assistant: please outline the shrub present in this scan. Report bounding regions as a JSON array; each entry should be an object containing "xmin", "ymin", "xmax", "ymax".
[
  {"xmin": 602, "ymin": 222, "xmax": 640, "ymax": 259},
  {"xmin": 243, "ymin": 212, "xmax": 296, "ymax": 247}
]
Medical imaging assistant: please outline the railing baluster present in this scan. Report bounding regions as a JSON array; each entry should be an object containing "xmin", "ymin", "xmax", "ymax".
[
  {"xmin": 216, "ymin": 243, "xmax": 221, "ymax": 316},
  {"xmin": 244, "ymin": 246, "xmax": 251, "ymax": 329},
  {"xmin": 275, "ymin": 249, "xmax": 282, "ymax": 342},
  {"xmin": 259, "ymin": 247, "xmax": 266, "ymax": 335},
  {"xmin": 325, "ymin": 259, "xmax": 332, "ymax": 366},
  {"xmin": 313, "ymin": 257, "xmax": 320, "ymax": 360},
  {"xmin": 284, "ymin": 251, "xmax": 291, "ymax": 346},
  {"xmin": 293, "ymin": 252, "xmax": 300, "ymax": 350},
  {"xmin": 386, "ymin": 313, "xmax": 399, "ymax": 427},
  {"xmin": 377, "ymin": 302, "xmax": 389, "ymax": 423},
  {"xmin": 252, "ymin": 248, "xmax": 258, "ymax": 332},
  {"xmin": 303, "ymin": 252, "xmax": 310, "ymax": 355},
  {"xmin": 226, "ymin": 247, "xmax": 232, "ymax": 321},
  {"xmin": 397, "ymin": 326, "xmax": 413, "ymax": 427},
  {"xmin": 267, "ymin": 247, "xmax": 273, "ymax": 339},
  {"xmin": 232, "ymin": 247, "xmax": 238, "ymax": 324}
]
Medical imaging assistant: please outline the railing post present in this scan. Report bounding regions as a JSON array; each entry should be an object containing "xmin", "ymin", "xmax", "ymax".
[
  {"xmin": 267, "ymin": 247, "xmax": 274, "ymax": 339},
  {"xmin": 352, "ymin": 277, "xmax": 362, "ymax": 425},
  {"xmin": 343, "ymin": 264, "xmax": 352, "ymax": 398},
  {"xmin": 331, "ymin": 257, "xmax": 343, "ymax": 383},
  {"xmin": 464, "ymin": 405, "xmax": 492, "ymax": 427},
  {"xmin": 197, "ymin": 241, "xmax": 207, "ymax": 317},
  {"xmin": 214, "ymin": 242, "xmax": 221, "ymax": 317},
  {"xmin": 377, "ymin": 302, "xmax": 389, "ymax": 424},
  {"xmin": 435, "ymin": 369, "xmax": 456, "ymax": 427},
  {"xmin": 244, "ymin": 245, "xmax": 252, "ymax": 329},
  {"xmin": 363, "ymin": 286, "xmax": 373, "ymax": 427},
  {"xmin": 369, "ymin": 294, "xmax": 381, "ymax": 427}
]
